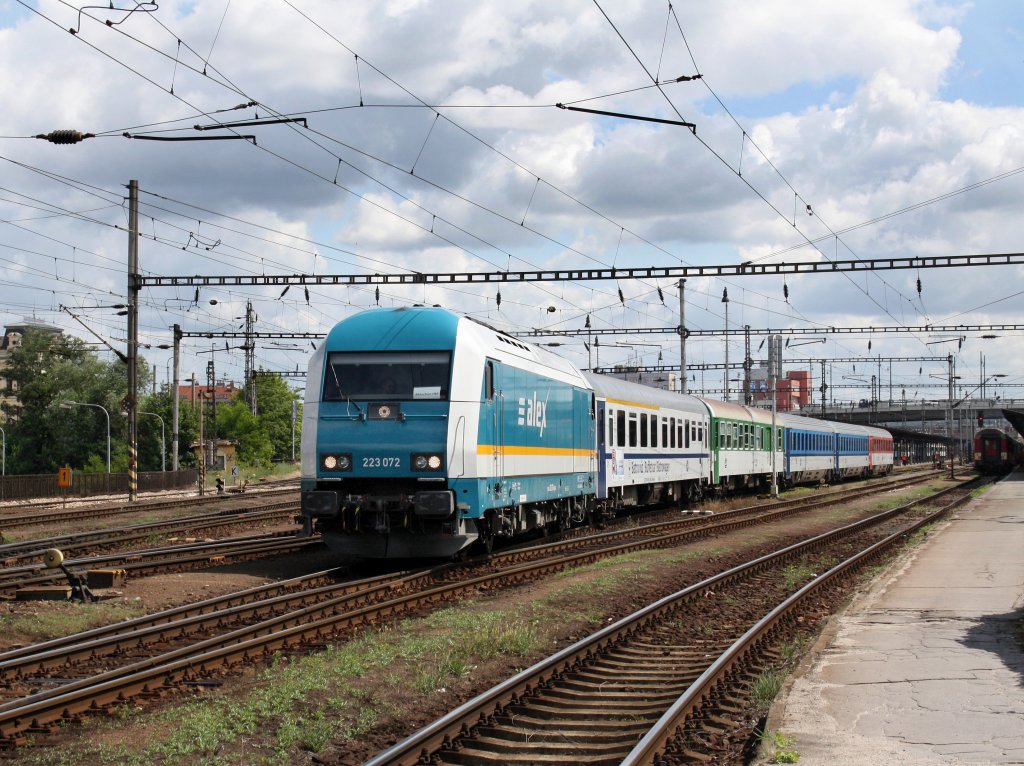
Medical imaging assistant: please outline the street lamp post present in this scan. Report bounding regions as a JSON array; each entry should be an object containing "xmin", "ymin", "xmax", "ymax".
[
  {"xmin": 60, "ymin": 400, "xmax": 110, "ymax": 473},
  {"xmin": 0, "ymin": 423, "xmax": 5, "ymax": 477},
  {"xmin": 138, "ymin": 410, "xmax": 166, "ymax": 472}
]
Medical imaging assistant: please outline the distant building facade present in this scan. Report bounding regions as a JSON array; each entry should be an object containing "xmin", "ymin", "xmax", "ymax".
[
  {"xmin": 0, "ymin": 319, "xmax": 65, "ymax": 411},
  {"xmin": 176, "ymin": 381, "xmax": 240, "ymax": 408}
]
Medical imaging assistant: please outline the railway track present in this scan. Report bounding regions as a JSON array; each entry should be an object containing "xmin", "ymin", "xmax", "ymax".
[
  {"xmin": 364, "ymin": 477, "xmax": 983, "ymax": 766},
  {"xmin": 0, "ymin": 501, "xmax": 300, "ymax": 565},
  {"xmin": 0, "ymin": 486, "xmax": 298, "ymax": 532},
  {"xmin": 0, "ymin": 470, "xmax": 951, "ymax": 747},
  {"xmin": 0, "ymin": 532, "xmax": 320, "ymax": 599}
]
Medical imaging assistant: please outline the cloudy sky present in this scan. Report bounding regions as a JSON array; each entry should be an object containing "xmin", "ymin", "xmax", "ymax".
[{"xmin": 1, "ymin": 0, "xmax": 1022, "ymax": 408}]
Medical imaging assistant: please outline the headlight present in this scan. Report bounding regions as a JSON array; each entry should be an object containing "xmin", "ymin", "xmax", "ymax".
[
  {"xmin": 321, "ymin": 453, "xmax": 352, "ymax": 471},
  {"xmin": 411, "ymin": 452, "xmax": 443, "ymax": 471}
]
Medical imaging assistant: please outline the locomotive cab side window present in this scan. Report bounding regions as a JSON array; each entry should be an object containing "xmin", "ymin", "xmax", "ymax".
[{"xmin": 484, "ymin": 360, "xmax": 495, "ymax": 402}]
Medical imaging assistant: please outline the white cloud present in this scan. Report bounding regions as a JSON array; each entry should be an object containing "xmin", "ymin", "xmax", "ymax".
[{"xmin": 0, "ymin": 0, "xmax": 1019, "ymax": 398}]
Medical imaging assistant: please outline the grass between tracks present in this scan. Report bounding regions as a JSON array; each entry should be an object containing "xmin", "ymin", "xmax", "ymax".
[
  {"xmin": 6, "ymin": 546, "xmax": 708, "ymax": 766},
  {"xmin": 0, "ymin": 602, "xmax": 147, "ymax": 646}
]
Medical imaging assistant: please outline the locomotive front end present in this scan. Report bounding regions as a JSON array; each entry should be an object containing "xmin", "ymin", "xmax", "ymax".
[{"xmin": 301, "ymin": 309, "xmax": 472, "ymax": 558}]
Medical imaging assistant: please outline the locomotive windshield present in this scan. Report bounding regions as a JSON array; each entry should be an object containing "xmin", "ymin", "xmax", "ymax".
[{"xmin": 323, "ymin": 351, "xmax": 451, "ymax": 401}]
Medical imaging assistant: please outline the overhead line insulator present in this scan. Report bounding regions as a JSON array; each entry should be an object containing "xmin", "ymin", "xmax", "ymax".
[{"xmin": 36, "ymin": 130, "xmax": 95, "ymax": 145}]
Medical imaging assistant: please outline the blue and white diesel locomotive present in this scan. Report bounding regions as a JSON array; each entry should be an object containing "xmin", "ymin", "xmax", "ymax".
[
  {"xmin": 301, "ymin": 307, "xmax": 893, "ymax": 559},
  {"xmin": 300, "ymin": 307, "xmax": 596, "ymax": 558}
]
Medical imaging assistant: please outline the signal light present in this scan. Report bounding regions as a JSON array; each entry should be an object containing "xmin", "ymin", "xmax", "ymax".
[{"xmin": 977, "ymin": 414, "xmax": 984, "ymax": 427}]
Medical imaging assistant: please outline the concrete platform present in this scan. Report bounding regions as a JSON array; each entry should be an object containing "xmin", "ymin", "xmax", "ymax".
[{"xmin": 764, "ymin": 470, "xmax": 1024, "ymax": 765}]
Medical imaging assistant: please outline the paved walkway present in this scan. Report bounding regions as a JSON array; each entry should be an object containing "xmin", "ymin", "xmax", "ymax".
[{"xmin": 763, "ymin": 470, "xmax": 1024, "ymax": 765}]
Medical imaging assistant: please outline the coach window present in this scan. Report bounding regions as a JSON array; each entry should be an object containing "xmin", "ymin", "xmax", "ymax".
[
  {"xmin": 651, "ymin": 414, "xmax": 658, "ymax": 448},
  {"xmin": 640, "ymin": 413, "xmax": 648, "ymax": 447},
  {"xmin": 679, "ymin": 422, "xmax": 685, "ymax": 448},
  {"xmin": 662, "ymin": 418, "xmax": 668, "ymax": 447},
  {"xmin": 683, "ymin": 419, "xmax": 690, "ymax": 448},
  {"xmin": 607, "ymin": 411, "xmax": 614, "ymax": 448},
  {"xmin": 629, "ymin": 413, "xmax": 638, "ymax": 447},
  {"xmin": 670, "ymin": 417, "xmax": 676, "ymax": 448},
  {"xmin": 616, "ymin": 410, "xmax": 626, "ymax": 447}
]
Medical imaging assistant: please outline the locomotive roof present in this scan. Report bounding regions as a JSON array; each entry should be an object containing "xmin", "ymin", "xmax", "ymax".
[{"xmin": 324, "ymin": 306, "xmax": 461, "ymax": 351}]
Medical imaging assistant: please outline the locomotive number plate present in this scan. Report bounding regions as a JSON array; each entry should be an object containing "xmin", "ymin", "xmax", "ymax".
[{"xmin": 362, "ymin": 457, "xmax": 402, "ymax": 468}]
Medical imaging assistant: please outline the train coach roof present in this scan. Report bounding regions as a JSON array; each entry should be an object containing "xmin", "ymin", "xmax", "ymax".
[
  {"xmin": 583, "ymin": 372, "xmax": 706, "ymax": 414},
  {"xmin": 697, "ymin": 398, "xmax": 774, "ymax": 425},
  {"xmin": 776, "ymin": 412, "xmax": 841, "ymax": 433}
]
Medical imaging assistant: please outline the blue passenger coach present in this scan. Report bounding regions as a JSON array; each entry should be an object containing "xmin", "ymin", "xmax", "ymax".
[{"xmin": 300, "ymin": 307, "xmax": 594, "ymax": 558}]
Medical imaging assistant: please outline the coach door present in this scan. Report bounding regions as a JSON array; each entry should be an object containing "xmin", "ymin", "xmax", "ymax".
[
  {"xmin": 483, "ymin": 360, "xmax": 504, "ymax": 486},
  {"xmin": 597, "ymin": 402, "xmax": 607, "ymax": 497}
]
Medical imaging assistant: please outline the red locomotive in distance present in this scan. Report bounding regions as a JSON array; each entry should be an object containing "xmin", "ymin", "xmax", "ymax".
[{"xmin": 973, "ymin": 427, "xmax": 1022, "ymax": 474}]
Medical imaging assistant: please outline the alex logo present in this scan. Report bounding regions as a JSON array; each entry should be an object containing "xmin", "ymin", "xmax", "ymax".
[{"xmin": 517, "ymin": 391, "xmax": 548, "ymax": 437}]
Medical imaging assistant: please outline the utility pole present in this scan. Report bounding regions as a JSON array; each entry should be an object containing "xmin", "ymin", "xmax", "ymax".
[
  {"xmin": 197, "ymin": 391, "xmax": 205, "ymax": 496},
  {"xmin": 769, "ymin": 334, "xmax": 781, "ymax": 498},
  {"xmin": 820, "ymin": 360, "xmax": 826, "ymax": 419},
  {"xmin": 947, "ymin": 353, "xmax": 955, "ymax": 479},
  {"xmin": 206, "ymin": 355, "xmax": 216, "ymax": 441},
  {"xmin": 245, "ymin": 301, "xmax": 257, "ymax": 415},
  {"xmin": 171, "ymin": 324, "xmax": 181, "ymax": 472},
  {"xmin": 127, "ymin": 180, "xmax": 139, "ymax": 502},
  {"xmin": 743, "ymin": 325, "xmax": 752, "ymax": 405},
  {"xmin": 721, "ymin": 288, "xmax": 730, "ymax": 402},
  {"xmin": 678, "ymin": 279, "xmax": 687, "ymax": 394}
]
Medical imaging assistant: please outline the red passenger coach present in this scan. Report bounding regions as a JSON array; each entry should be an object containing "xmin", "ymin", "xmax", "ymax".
[{"xmin": 868, "ymin": 433, "xmax": 894, "ymax": 476}]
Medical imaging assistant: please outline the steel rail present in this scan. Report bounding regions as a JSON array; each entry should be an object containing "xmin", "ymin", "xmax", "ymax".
[
  {"xmin": 621, "ymin": 486, "xmax": 974, "ymax": 765},
  {"xmin": 0, "ymin": 503, "xmax": 299, "ymax": 563},
  {"xmin": 0, "ymin": 534, "xmax": 316, "ymax": 598},
  {"xmin": 0, "ymin": 487, "xmax": 298, "ymax": 529},
  {"xmin": 363, "ymin": 478, "xmax": 973, "ymax": 766}
]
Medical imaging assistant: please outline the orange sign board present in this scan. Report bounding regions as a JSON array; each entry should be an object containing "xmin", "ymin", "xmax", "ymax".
[{"xmin": 58, "ymin": 466, "xmax": 72, "ymax": 488}]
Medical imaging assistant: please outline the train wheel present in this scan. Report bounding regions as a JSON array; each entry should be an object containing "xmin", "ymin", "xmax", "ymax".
[{"xmin": 476, "ymin": 510, "xmax": 497, "ymax": 556}]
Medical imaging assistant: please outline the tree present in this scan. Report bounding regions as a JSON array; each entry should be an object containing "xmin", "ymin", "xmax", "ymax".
[
  {"xmin": 216, "ymin": 397, "xmax": 272, "ymax": 467},
  {"xmin": 1, "ymin": 328, "xmax": 152, "ymax": 474},
  {"xmin": 138, "ymin": 388, "xmax": 199, "ymax": 471},
  {"xmin": 216, "ymin": 374, "xmax": 302, "ymax": 468}
]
